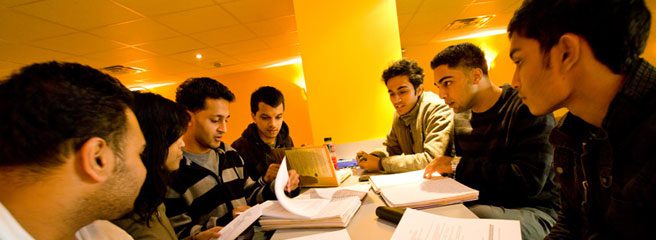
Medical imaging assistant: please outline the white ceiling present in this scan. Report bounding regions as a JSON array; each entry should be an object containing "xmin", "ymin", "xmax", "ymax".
[{"xmin": 0, "ymin": 0, "xmax": 525, "ymax": 87}]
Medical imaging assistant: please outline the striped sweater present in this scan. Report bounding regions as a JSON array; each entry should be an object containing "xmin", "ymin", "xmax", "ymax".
[{"xmin": 164, "ymin": 142, "xmax": 274, "ymax": 238}]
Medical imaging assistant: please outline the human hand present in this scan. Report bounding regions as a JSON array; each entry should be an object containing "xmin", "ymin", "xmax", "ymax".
[
  {"xmin": 263, "ymin": 163, "xmax": 280, "ymax": 183},
  {"xmin": 423, "ymin": 156, "xmax": 454, "ymax": 179},
  {"xmin": 356, "ymin": 152, "xmax": 381, "ymax": 172},
  {"xmin": 192, "ymin": 226, "xmax": 222, "ymax": 240},
  {"xmin": 232, "ymin": 205, "xmax": 250, "ymax": 218},
  {"xmin": 286, "ymin": 169, "xmax": 300, "ymax": 192}
]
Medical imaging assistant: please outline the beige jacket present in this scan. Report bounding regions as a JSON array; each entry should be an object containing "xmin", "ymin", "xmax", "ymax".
[{"xmin": 379, "ymin": 91, "xmax": 453, "ymax": 173}]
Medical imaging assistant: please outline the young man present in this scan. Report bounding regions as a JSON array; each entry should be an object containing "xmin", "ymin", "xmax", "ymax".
[
  {"xmin": 232, "ymin": 86, "xmax": 295, "ymax": 187},
  {"xmin": 507, "ymin": 0, "xmax": 655, "ymax": 238},
  {"xmin": 424, "ymin": 43, "xmax": 559, "ymax": 239},
  {"xmin": 357, "ymin": 59, "xmax": 453, "ymax": 173},
  {"xmin": 164, "ymin": 77, "xmax": 300, "ymax": 239},
  {"xmin": 0, "ymin": 62, "xmax": 146, "ymax": 240}
]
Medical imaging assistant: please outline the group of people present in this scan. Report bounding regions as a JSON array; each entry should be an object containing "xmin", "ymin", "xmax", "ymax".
[{"xmin": 1, "ymin": 0, "xmax": 655, "ymax": 239}]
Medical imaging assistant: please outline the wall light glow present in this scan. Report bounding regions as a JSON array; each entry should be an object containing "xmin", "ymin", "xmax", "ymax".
[
  {"xmin": 263, "ymin": 56, "xmax": 302, "ymax": 69},
  {"xmin": 440, "ymin": 27, "xmax": 507, "ymax": 42},
  {"xmin": 479, "ymin": 43, "xmax": 498, "ymax": 71}
]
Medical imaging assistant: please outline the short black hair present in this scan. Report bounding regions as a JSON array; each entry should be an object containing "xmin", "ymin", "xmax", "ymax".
[
  {"xmin": 0, "ymin": 61, "xmax": 133, "ymax": 169},
  {"xmin": 430, "ymin": 43, "xmax": 489, "ymax": 75},
  {"xmin": 175, "ymin": 77, "xmax": 235, "ymax": 112},
  {"xmin": 382, "ymin": 59, "xmax": 424, "ymax": 89},
  {"xmin": 250, "ymin": 86, "xmax": 285, "ymax": 114},
  {"xmin": 131, "ymin": 91, "xmax": 190, "ymax": 226},
  {"xmin": 508, "ymin": 0, "xmax": 650, "ymax": 74}
]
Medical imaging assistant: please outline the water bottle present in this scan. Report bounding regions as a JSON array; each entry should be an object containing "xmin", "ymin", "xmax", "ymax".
[{"xmin": 323, "ymin": 137, "xmax": 338, "ymax": 169}]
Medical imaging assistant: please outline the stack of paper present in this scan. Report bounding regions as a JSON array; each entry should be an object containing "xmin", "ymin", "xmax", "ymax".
[
  {"xmin": 259, "ymin": 196, "xmax": 361, "ymax": 231},
  {"xmin": 298, "ymin": 183, "xmax": 370, "ymax": 200},
  {"xmin": 391, "ymin": 208, "xmax": 521, "ymax": 240},
  {"xmin": 370, "ymin": 170, "xmax": 479, "ymax": 208},
  {"xmin": 258, "ymin": 158, "xmax": 362, "ymax": 230}
]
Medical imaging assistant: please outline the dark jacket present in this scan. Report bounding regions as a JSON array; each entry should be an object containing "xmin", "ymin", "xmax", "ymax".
[
  {"xmin": 454, "ymin": 85, "xmax": 560, "ymax": 219},
  {"xmin": 546, "ymin": 58, "xmax": 656, "ymax": 239},
  {"xmin": 231, "ymin": 122, "xmax": 294, "ymax": 183}
]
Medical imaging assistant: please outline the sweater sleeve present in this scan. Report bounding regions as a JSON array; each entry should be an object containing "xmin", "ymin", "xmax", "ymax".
[
  {"xmin": 381, "ymin": 101, "xmax": 454, "ymax": 173},
  {"xmin": 455, "ymin": 105, "xmax": 556, "ymax": 199}
]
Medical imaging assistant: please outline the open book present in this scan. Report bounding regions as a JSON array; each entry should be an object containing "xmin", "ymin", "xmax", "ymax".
[
  {"xmin": 370, "ymin": 170, "xmax": 479, "ymax": 208},
  {"xmin": 259, "ymin": 158, "xmax": 362, "ymax": 230}
]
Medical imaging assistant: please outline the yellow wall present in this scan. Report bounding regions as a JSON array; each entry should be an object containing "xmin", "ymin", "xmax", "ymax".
[
  {"xmin": 294, "ymin": 0, "xmax": 400, "ymax": 145},
  {"xmin": 149, "ymin": 63, "xmax": 314, "ymax": 146}
]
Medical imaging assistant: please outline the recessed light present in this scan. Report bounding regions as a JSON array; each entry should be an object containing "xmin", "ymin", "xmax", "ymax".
[{"xmin": 195, "ymin": 53, "xmax": 203, "ymax": 59}]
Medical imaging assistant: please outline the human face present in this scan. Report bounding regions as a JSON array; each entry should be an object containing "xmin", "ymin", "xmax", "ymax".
[
  {"xmin": 510, "ymin": 34, "xmax": 571, "ymax": 116},
  {"xmin": 433, "ymin": 65, "xmax": 476, "ymax": 113},
  {"xmin": 164, "ymin": 137, "xmax": 185, "ymax": 171},
  {"xmin": 187, "ymin": 98, "xmax": 230, "ymax": 151},
  {"xmin": 103, "ymin": 109, "xmax": 147, "ymax": 219},
  {"xmin": 252, "ymin": 102, "xmax": 284, "ymax": 143},
  {"xmin": 387, "ymin": 75, "xmax": 423, "ymax": 115}
]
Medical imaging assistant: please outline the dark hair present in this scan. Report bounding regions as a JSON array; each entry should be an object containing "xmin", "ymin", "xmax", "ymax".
[
  {"xmin": 0, "ymin": 61, "xmax": 132, "ymax": 169},
  {"xmin": 508, "ymin": 0, "xmax": 650, "ymax": 74},
  {"xmin": 131, "ymin": 91, "xmax": 190, "ymax": 226},
  {"xmin": 382, "ymin": 59, "xmax": 424, "ymax": 89},
  {"xmin": 250, "ymin": 86, "xmax": 285, "ymax": 114},
  {"xmin": 175, "ymin": 77, "xmax": 235, "ymax": 112},
  {"xmin": 430, "ymin": 43, "xmax": 489, "ymax": 75}
]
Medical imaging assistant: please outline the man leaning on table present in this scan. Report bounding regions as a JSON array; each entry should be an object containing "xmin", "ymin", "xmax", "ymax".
[
  {"xmin": 423, "ymin": 43, "xmax": 560, "ymax": 240},
  {"xmin": 357, "ymin": 59, "xmax": 454, "ymax": 173}
]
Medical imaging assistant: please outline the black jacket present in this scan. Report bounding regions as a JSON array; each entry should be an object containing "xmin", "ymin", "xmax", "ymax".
[
  {"xmin": 231, "ymin": 122, "xmax": 294, "ymax": 183},
  {"xmin": 546, "ymin": 59, "xmax": 656, "ymax": 239},
  {"xmin": 454, "ymin": 85, "xmax": 560, "ymax": 219}
]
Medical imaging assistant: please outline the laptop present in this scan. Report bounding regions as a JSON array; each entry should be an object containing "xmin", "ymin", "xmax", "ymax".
[{"xmin": 275, "ymin": 146, "xmax": 351, "ymax": 187}]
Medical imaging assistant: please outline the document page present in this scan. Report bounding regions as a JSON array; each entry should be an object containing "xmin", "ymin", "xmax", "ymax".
[
  {"xmin": 215, "ymin": 203, "xmax": 264, "ymax": 240},
  {"xmin": 301, "ymin": 183, "xmax": 370, "ymax": 199},
  {"xmin": 369, "ymin": 170, "xmax": 434, "ymax": 192},
  {"xmin": 381, "ymin": 177, "xmax": 478, "ymax": 207},
  {"xmin": 391, "ymin": 208, "xmax": 521, "ymax": 240},
  {"xmin": 274, "ymin": 158, "xmax": 329, "ymax": 218}
]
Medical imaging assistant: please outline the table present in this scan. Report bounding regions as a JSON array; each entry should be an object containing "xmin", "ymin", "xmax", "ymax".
[{"xmin": 271, "ymin": 174, "xmax": 478, "ymax": 239}]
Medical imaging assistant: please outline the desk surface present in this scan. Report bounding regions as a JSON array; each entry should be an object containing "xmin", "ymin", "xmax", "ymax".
[{"xmin": 270, "ymin": 174, "xmax": 478, "ymax": 240}]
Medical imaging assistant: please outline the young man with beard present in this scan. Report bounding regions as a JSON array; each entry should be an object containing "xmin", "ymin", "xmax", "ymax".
[
  {"xmin": 0, "ymin": 62, "xmax": 146, "ymax": 240},
  {"xmin": 424, "ymin": 43, "xmax": 559, "ymax": 239}
]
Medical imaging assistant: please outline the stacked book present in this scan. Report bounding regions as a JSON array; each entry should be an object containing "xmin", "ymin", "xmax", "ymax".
[{"xmin": 370, "ymin": 170, "xmax": 479, "ymax": 208}]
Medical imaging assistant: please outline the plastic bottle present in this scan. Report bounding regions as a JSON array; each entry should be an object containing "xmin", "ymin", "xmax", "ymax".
[{"xmin": 323, "ymin": 137, "xmax": 338, "ymax": 169}]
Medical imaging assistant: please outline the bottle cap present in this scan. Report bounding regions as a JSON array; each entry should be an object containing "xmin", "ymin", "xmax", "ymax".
[{"xmin": 323, "ymin": 137, "xmax": 332, "ymax": 142}]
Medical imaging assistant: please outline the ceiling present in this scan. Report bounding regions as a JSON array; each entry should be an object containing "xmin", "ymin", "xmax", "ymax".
[{"xmin": 0, "ymin": 0, "xmax": 523, "ymax": 88}]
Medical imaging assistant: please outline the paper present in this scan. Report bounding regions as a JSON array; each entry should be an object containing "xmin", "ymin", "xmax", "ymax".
[
  {"xmin": 391, "ymin": 208, "xmax": 521, "ymax": 240},
  {"xmin": 214, "ymin": 203, "xmax": 264, "ymax": 240},
  {"xmin": 300, "ymin": 183, "xmax": 370, "ymax": 200},
  {"xmin": 369, "ymin": 170, "xmax": 434, "ymax": 192},
  {"xmin": 380, "ymin": 177, "xmax": 478, "ymax": 208},
  {"xmin": 274, "ymin": 158, "xmax": 330, "ymax": 218},
  {"xmin": 262, "ymin": 196, "xmax": 360, "ymax": 219},
  {"xmin": 286, "ymin": 229, "xmax": 351, "ymax": 240}
]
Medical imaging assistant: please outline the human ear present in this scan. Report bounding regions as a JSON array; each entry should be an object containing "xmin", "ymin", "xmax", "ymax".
[
  {"xmin": 557, "ymin": 33, "xmax": 581, "ymax": 73},
  {"xmin": 78, "ymin": 137, "xmax": 113, "ymax": 183},
  {"xmin": 471, "ymin": 68, "xmax": 483, "ymax": 85}
]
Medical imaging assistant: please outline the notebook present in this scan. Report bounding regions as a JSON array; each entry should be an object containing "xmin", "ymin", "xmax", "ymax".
[
  {"xmin": 282, "ymin": 146, "xmax": 352, "ymax": 187},
  {"xmin": 370, "ymin": 170, "xmax": 479, "ymax": 208}
]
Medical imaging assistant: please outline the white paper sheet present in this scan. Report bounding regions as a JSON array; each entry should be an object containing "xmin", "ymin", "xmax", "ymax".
[
  {"xmin": 301, "ymin": 183, "xmax": 370, "ymax": 199},
  {"xmin": 274, "ymin": 158, "xmax": 330, "ymax": 218},
  {"xmin": 286, "ymin": 229, "xmax": 351, "ymax": 240},
  {"xmin": 391, "ymin": 208, "xmax": 521, "ymax": 240},
  {"xmin": 214, "ymin": 203, "xmax": 264, "ymax": 240}
]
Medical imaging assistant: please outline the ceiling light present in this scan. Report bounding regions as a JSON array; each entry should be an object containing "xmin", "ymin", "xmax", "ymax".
[
  {"xmin": 195, "ymin": 53, "xmax": 203, "ymax": 59},
  {"xmin": 102, "ymin": 65, "xmax": 147, "ymax": 75}
]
